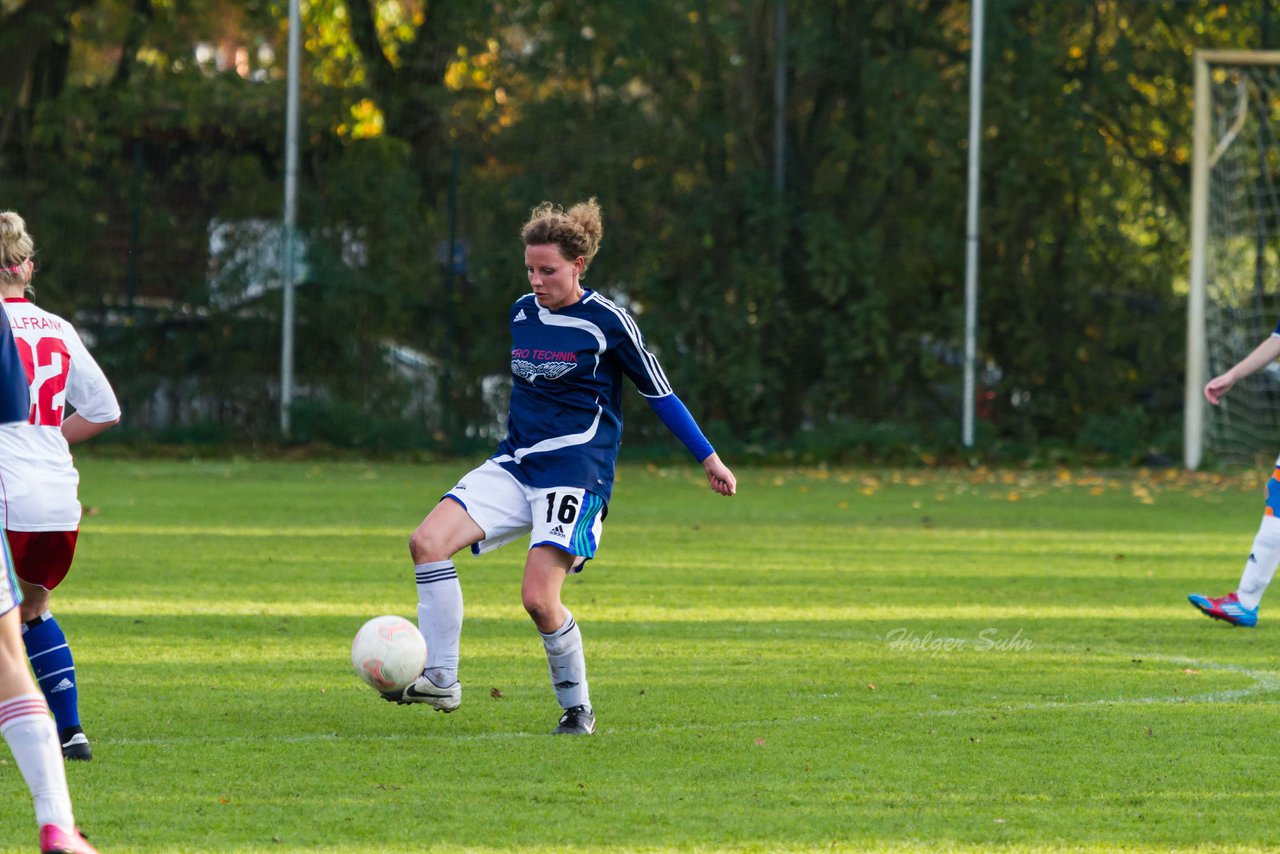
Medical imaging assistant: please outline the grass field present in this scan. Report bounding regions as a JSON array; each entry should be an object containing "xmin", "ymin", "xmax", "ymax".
[{"xmin": 0, "ymin": 459, "xmax": 1277, "ymax": 852}]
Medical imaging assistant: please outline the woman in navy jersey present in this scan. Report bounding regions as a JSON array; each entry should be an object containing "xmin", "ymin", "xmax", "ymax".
[{"xmin": 388, "ymin": 198, "xmax": 736, "ymax": 734}]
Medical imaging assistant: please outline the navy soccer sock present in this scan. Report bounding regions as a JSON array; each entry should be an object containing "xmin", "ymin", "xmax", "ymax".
[{"xmin": 22, "ymin": 612, "xmax": 82, "ymax": 738}]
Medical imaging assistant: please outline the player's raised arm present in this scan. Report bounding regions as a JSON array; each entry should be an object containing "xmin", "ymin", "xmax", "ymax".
[
  {"xmin": 597, "ymin": 297, "xmax": 737, "ymax": 497},
  {"xmin": 1205, "ymin": 333, "xmax": 1280, "ymax": 405}
]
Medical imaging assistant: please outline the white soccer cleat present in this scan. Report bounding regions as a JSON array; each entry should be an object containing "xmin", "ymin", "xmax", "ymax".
[{"xmin": 383, "ymin": 674, "xmax": 462, "ymax": 712}]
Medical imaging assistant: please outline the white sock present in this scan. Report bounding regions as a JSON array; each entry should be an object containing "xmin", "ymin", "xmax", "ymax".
[
  {"xmin": 1237, "ymin": 514, "xmax": 1280, "ymax": 609},
  {"xmin": 0, "ymin": 695, "xmax": 73, "ymax": 832},
  {"xmin": 540, "ymin": 612, "xmax": 590, "ymax": 710},
  {"xmin": 415, "ymin": 560, "xmax": 462, "ymax": 688}
]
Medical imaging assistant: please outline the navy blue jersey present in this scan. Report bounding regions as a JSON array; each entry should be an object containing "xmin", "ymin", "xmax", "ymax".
[
  {"xmin": 493, "ymin": 290, "xmax": 673, "ymax": 502},
  {"xmin": 0, "ymin": 303, "xmax": 30, "ymax": 425}
]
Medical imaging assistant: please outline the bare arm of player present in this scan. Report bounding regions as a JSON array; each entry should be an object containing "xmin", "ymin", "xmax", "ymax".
[
  {"xmin": 61, "ymin": 412, "xmax": 119, "ymax": 444},
  {"xmin": 1205, "ymin": 335, "xmax": 1280, "ymax": 405},
  {"xmin": 702, "ymin": 452, "xmax": 736, "ymax": 496}
]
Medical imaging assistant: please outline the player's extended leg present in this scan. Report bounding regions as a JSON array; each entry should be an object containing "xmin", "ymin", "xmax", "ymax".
[
  {"xmin": 522, "ymin": 546, "xmax": 595, "ymax": 735},
  {"xmin": 0, "ymin": 608, "xmax": 97, "ymax": 854},
  {"xmin": 1189, "ymin": 462, "xmax": 1280, "ymax": 627},
  {"xmin": 391, "ymin": 498, "xmax": 485, "ymax": 711}
]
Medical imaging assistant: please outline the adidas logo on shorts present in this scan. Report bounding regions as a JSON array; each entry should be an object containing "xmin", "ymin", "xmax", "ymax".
[{"xmin": 549, "ymin": 525, "xmax": 566, "ymax": 537}]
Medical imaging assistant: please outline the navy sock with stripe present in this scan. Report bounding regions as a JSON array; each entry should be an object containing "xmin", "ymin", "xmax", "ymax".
[{"xmin": 21, "ymin": 612, "xmax": 81, "ymax": 737}]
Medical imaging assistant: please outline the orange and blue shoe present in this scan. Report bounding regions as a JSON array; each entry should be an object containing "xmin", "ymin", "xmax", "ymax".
[
  {"xmin": 39, "ymin": 825, "xmax": 98, "ymax": 854},
  {"xmin": 1188, "ymin": 591, "xmax": 1258, "ymax": 627}
]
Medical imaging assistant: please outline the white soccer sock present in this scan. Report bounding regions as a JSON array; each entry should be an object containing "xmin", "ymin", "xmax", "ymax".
[
  {"xmin": 0, "ymin": 695, "xmax": 74, "ymax": 832},
  {"xmin": 1237, "ymin": 514, "xmax": 1280, "ymax": 609},
  {"xmin": 415, "ymin": 560, "xmax": 462, "ymax": 688},
  {"xmin": 540, "ymin": 612, "xmax": 590, "ymax": 710}
]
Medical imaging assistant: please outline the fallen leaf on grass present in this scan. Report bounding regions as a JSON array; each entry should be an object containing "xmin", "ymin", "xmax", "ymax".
[{"xmin": 490, "ymin": 687, "xmax": 504, "ymax": 699}]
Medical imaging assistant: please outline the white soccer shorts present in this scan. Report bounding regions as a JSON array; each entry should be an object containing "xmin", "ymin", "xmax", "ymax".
[{"xmin": 445, "ymin": 460, "xmax": 606, "ymax": 571}]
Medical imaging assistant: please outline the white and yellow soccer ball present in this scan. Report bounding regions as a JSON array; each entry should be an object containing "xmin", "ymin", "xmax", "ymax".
[{"xmin": 351, "ymin": 615, "xmax": 427, "ymax": 694}]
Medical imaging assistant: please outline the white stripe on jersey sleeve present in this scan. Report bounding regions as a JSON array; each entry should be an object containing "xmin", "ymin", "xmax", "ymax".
[{"xmin": 587, "ymin": 294, "xmax": 673, "ymax": 396}]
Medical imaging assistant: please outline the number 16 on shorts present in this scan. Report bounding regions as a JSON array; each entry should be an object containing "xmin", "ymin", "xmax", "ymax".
[{"xmin": 533, "ymin": 487, "xmax": 605, "ymax": 561}]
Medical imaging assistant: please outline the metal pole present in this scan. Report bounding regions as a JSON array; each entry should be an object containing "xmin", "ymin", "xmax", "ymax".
[
  {"xmin": 280, "ymin": 0, "xmax": 300, "ymax": 437},
  {"xmin": 1185, "ymin": 52, "xmax": 1211, "ymax": 470},
  {"xmin": 962, "ymin": 0, "xmax": 985, "ymax": 448}
]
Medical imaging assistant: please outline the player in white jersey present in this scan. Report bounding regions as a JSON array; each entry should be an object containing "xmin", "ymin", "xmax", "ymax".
[
  {"xmin": 386, "ymin": 199, "xmax": 736, "ymax": 735},
  {"xmin": 0, "ymin": 212, "xmax": 119, "ymax": 767},
  {"xmin": 0, "ymin": 212, "xmax": 98, "ymax": 853},
  {"xmin": 1188, "ymin": 321, "xmax": 1280, "ymax": 628}
]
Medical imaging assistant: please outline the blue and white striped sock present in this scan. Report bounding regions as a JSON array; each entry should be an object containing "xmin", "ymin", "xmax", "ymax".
[
  {"xmin": 21, "ymin": 612, "xmax": 80, "ymax": 738},
  {"xmin": 415, "ymin": 560, "xmax": 462, "ymax": 688}
]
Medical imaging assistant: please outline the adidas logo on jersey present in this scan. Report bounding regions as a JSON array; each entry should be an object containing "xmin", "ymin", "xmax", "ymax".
[
  {"xmin": 514, "ymin": 309, "xmax": 528, "ymax": 322},
  {"xmin": 549, "ymin": 525, "xmax": 566, "ymax": 537},
  {"xmin": 50, "ymin": 678, "xmax": 75, "ymax": 694}
]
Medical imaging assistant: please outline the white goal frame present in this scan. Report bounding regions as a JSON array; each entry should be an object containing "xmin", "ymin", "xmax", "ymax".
[{"xmin": 1185, "ymin": 49, "xmax": 1280, "ymax": 470}]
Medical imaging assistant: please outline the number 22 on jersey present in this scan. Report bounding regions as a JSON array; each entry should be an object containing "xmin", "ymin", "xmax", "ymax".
[{"xmin": 14, "ymin": 336, "xmax": 70, "ymax": 426}]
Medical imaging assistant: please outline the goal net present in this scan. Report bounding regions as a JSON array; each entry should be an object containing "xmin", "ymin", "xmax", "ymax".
[{"xmin": 1187, "ymin": 51, "xmax": 1280, "ymax": 469}]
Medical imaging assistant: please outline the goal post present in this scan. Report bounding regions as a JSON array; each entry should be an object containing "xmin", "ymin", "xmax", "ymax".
[{"xmin": 1186, "ymin": 49, "xmax": 1280, "ymax": 470}]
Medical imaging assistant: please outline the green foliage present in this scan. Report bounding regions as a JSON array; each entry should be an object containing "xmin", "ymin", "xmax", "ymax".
[{"xmin": 3, "ymin": 1, "xmax": 1278, "ymax": 455}]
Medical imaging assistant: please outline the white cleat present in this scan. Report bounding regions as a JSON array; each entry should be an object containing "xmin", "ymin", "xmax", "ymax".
[{"xmin": 383, "ymin": 675, "xmax": 462, "ymax": 712}]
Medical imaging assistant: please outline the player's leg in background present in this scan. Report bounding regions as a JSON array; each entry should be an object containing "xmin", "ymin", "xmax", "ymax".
[
  {"xmin": 408, "ymin": 499, "xmax": 483, "ymax": 692},
  {"xmin": 8, "ymin": 529, "xmax": 88, "ymax": 760},
  {"xmin": 1234, "ymin": 463, "xmax": 1280, "ymax": 610},
  {"xmin": 1189, "ymin": 458, "xmax": 1280, "ymax": 626},
  {"xmin": 522, "ymin": 546, "xmax": 594, "ymax": 734}
]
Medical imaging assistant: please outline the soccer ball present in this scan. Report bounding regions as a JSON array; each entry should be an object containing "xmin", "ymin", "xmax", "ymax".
[{"xmin": 351, "ymin": 615, "xmax": 427, "ymax": 694}]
